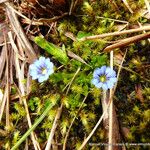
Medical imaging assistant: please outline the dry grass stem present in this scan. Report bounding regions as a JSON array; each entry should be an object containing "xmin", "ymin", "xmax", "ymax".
[
  {"xmin": 5, "ymin": 33, "xmax": 10, "ymax": 129},
  {"xmin": 122, "ymin": 0, "xmax": 133, "ymax": 13},
  {"xmin": 79, "ymin": 25, "xmax": 150, "ymax": 41},
  {"xmin": 104, "ymin": 32, "xmax": 150, "ymax": 52},
  {"xmin": 108, "ymin": 51, "xmax": 114, "ymax": 150},
  {"xmin": 63, "ymin": 95, "xmax": 88, "ymax": 150},
  {"xmin": 45, "ymin": 104, "xmax": 63, "ymax": 150},
  {"xmin": 5, "ymin": 2, "xmax": 37, "ymax": 62},
  {"xmin": 78, "ymin": 50, "xmax": 128, "ymax": 150},
  {"xmin": 144, "ymin": 0, "xmax": 150, "ymax": 15},
  {"xmin": 8, "ymin": 31, "xmax": 41, "ymax": 150}
]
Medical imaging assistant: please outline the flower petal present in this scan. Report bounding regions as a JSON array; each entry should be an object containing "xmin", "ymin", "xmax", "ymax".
[
  {"xmin": 95, "ymin": 82, "xmax": 103, "ymax": 88},
  {"xmin": 109, "ymin": 77, "xmax": 117, "ymax": 83},
  {"xmin": 47, "ymin": 69, "xmax": 54, "ymax": 75},
  {"xmin": 91, "ymin": 78, "xmax": 99, "ymax": 85},
  {"xmin": 38, "ymin": 75, "xmax": 48, "ymax": 83},
  {"xmin": 106, "ymin": 80, "xmax": 114, "ymax": 89},
  {"xmin": 29, "ymin": 56, "xmax": 54, "ymax": 82},
  {"xmin": 102, "ymin": 83, "xmax": 108, "ymax": 90},
  {"xmin": 93, "ymin": 68, "xmax": 101, "ymax": 78},
  {"xmin": 100, "ymin": 65, "xmax": 106, "ymax": 75}
]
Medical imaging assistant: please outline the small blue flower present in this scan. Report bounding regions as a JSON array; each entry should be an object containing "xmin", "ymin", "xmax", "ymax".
[
  {"xmin": 29, "ymin": 57, "xmax": 54, "ymax": 83},
  {"xmin": 91, "ymin": 66, "xmax": 117, "ymax": 90}
]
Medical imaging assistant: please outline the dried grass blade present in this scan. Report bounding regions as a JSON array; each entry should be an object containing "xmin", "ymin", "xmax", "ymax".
[
  {"xmin": 8, "ymin": 31, "xmax": 41, "ymax": 150},
  {"xmin": 104, "ymin": 32, "xmax": 150, "ymax": 52},
  {"xmin": 79, "ymin": 25, "xmax": 150, "ymax": 41},
  {"xmin": 5, "ymin": 2, "xmax": 37, "ymax": 62},
  {"xmin": 0, "ymin": 46, "xmax": 6, "ymax": 79}
]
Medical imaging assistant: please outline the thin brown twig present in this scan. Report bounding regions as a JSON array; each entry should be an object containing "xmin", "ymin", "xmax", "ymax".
[
  {"xmin": 104, "ymin": 32, "xmax": 150, "ymax": 52},
  {"xmin": 62, "ymin": 95, "xmax": 88, "ymax": 150},
  {"xmin": 45, "ymin": 67, "xmax": 81, "ymax": 150},
  {"xmin": 5, "ymin": 2, "xmax": 37, "ymax": 62},
  {"xmin": 108, "ymin": 51, "xmax": 114, "ymax": 150},
  {"xmin": 144, "ymin": 0, "xmax": 150, "ymax": 15},
  {"xmin": 22, "ymin": 12, "xmax": 68, "ymax": 26},
  {"xmin": 8, "ymin": 32, "xmax": 41, "ymax": 150},
  {"xmin": 122, "ymin": 0, "xmax": 133, "ymax": 13},
  {"xmin": 45, "ymin": 104, "xmax": 63, "ymax": 150},
  {"xmin": 79, "ymin": 25, "xmax": 150, "ymax": 41},
  {"xmin": 4, "ymin": 32, "xmax": 10, "ymax": 129},
  {"xmin": 115, "ymin": 63, "xmax": 150, "ymax": 83},
  {"xmin": 78, "ymin": 50, "xmax": 127, "ymax": 150}
]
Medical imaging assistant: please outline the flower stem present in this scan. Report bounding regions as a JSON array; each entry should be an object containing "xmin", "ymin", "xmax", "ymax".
[
  {"xmin": 11, "ymin": 102, "xmax": 54, "ymax": 150},
  {"xmin": 108, "ymin": 51, "xmax": 114, "ymax": 150}
]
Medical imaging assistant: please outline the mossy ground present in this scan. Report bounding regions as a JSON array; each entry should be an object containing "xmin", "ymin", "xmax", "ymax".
[{"xmin": 0, "ymin": 0, "xmax": 150, "ymax": 150}]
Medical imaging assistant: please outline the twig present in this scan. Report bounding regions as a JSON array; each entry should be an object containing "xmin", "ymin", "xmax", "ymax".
[
  {"xmin": 0, "ymin": 86, "xmax": 7, "ymax": 121},
  {"xmin": 22, "ymin": 12, "xmax": 68, "ymax": 25},
  {"xmin": 69, "ymin": 0, "xmax": 74, "ymax": 15},
  {"xmin": 62, "ymin": 95, "xmax": 88, "ymax": 150},
  {"xmin": 5, "ymin": 2, "xmax": 37, "ymax": 62},
  {"xmin": 108, "ymin": 51, "xmax": 114, "ymax": 150},
  {"xmin": 78, "ymin": 96, "xmax": 113, "ymax": 150},
  {"xmin": 122, "ymin": 0, "xmax": 133, "ymax": 13},
  {"xmin": 95, "ymin": 16, "xmax": 128, "ymax": 24},
  {"xmin": 144, "ymin": 0, "xmax": 150, "ymax": 15},
  {"xmin": 78, "ymin": 50, "xmax": 128, "ymax": 150},
  {"xmin": 8, "ymin": 32, "xmax": 41, "ymax": 150},
  {"xmin": 79, "ymin": 25, "xmax": 150, "ymax": 41},
  {"xmin": 104, "ymin": 32, "xmax": 150, "ymax": 52},
  {"xmin": 115, "ymin": 63, "xmax": 150, "ymax": 83},
  {"xmin": 45, "ymin": 104, "xmax": 63, "ymax": 150},
  {"xmin": 45, "ymin": 67, "xmax": 81, "ymax": 150},
  {"xmin": 76, "ymin": 15, "xmax": 128, "ymax": 24},
  {"xmin": 62, "ymin": 67, "xmax": 81, "ymax": 93},
  {"xmin": 5, "ymin": 33, "xmax": 10, "ymax": 129}
]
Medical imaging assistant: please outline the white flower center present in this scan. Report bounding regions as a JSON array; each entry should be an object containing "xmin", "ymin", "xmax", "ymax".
[{"xmin": 42, "ymin": 68, "xmax": 47, "ymax": 74}]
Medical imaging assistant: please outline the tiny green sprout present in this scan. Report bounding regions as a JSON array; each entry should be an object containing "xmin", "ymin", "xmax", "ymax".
[
  {"xmin": 12, "ymin": 131, "xmax": 21, "ymax": 145},
  {"xmin": 83, "ymin": 2, "xmax": 93, "ymax": 14}
]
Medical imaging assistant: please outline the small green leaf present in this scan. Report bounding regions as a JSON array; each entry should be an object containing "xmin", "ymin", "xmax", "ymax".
[
  {"xmin": 77, "ymin": 31, "xmax": 92, "ymax": 39},
  {"xmin": 34, "ymin": 36, "xmax": 69, "ymax": 65},
  {"xmin": 77, "ymin": 31, "xmax": 93, "ymax": 45}
]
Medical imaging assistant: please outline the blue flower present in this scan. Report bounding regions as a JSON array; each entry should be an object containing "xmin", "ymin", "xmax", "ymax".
[
  {"xmin": 29, "ymin": 57, "xmax": 54, "ymax": 83},
  {"xmin": 91, "ymin": 66, "xmax": 117, "ymax": 90}
]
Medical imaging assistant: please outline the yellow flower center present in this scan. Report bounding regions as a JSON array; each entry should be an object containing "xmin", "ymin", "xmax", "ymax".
[
  {"xmin": 42, "ymin": 68, "xmax": 47, "ymax": 74},
  {"xmin": 100, "ymin": 75, "xmax": 106, "ymax": 82}
]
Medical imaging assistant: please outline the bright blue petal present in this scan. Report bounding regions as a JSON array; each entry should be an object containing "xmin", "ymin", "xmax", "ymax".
[
  {"xmin": 93, "ymin": 68, "xmax": 101, "ymax": 78},
  {"xmin": 107, "ymin": 71, "xmax": 116, "ymax": 78},
  {"xmin": 100, "ymin": 65, "xmax": 106, "ymax": 75},
  {"xmin": 38, "ymin": 76, "xmax": 47, "ymax": 83},
  {"xmin": 47, "ymin": 69, "xmax": 54, "ymax": 75},
  {"xmin": 109, "ymin": 77, "xmax": 117, "ymax": 83},
  {"xmin": 30, "ymin": 71, "xmax": 38, "ymax": 77},
  {"xmin": 29, "ymin": 57, "xmax": 54, "ymax": 82},
  {"xmin": 91, "ymin": 78, "xmax": 99, "ymax": 85},
  {"xmin": 32, "ymin": 75, "xmax": 39, "ymax": 80},
  {"xmin": 39, "ymin": 56, "xmax": 46, "ymax": 62},
  {"xmin": 106, "ymin": 81, "xmax": 114, "ymax": 89},
  {"xmin": 95, "ymin": 82, "xmax": 103, "ymax": 88},
  {"xmin": 102, "ymin": 83, "xmax": 108, "ymax": 90},
  {"xmin": 46, "ymin": 62, "xmax": 54, "ymax": 69},
  {"xmin": 29, "ymin": 64, "xmax": 37, "ymax": 70},
  {"xmin": 34, "ymin": 60, "xmax": 41, "ymax": 68},
  {"xmin": 105, "ymin": 67, "xmax": 113, "ymax": 76},
  {"xmin": 93, "ymin": 66, "xmax": 107, "ymax": 78}
]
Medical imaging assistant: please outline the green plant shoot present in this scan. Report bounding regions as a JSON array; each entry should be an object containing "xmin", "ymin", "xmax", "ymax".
[{"xmin": 34, "ymin": 36, "xmax": 69, "ymax": 65}]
